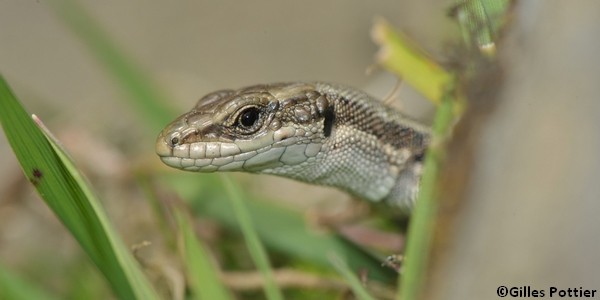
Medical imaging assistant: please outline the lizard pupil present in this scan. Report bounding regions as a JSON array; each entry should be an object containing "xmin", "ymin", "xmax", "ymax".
[{"xmin": 239, "ymin": 107, "xmax": 260, "ymax": 127}]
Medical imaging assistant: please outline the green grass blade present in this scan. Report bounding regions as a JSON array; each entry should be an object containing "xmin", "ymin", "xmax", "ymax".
[
  {"xmin": 0, "ymin": 75, "xmax": 160, "ymax": 300},
  {"xmin": 0, "ymin": 263, "xmax": 59, "ymax": 300},
  {"xmin": 220, "ymin": 175, "xmax": 284, "ymax": 300},
  {"xmin": 330, "ymin": 255, "xmax": 376, "ymax": 300},
  {"xmin": 398, "ymin": 93, "xmax": 456, "ymax": 300},
  {"xmin": 175, "ymin": 211, "xmax": 234, "ymax": 300},
  {"xmin": 47, "ymin": 0, "xmax": 177, "ymax": 131},
  {"xmin": 372, "ymin": 19, "xmax": 452, "ymax": 105}
]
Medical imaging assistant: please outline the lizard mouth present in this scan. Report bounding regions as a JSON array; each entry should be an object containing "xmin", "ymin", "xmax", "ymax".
[{"xmin": 156, "ymin": 128, "xmax": 324, "ymax": 172}]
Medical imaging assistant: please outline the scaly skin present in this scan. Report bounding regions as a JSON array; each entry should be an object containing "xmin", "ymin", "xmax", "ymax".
[{"xmin": 156, "ymin": 82, "xmax": 430, "ymax": 212}]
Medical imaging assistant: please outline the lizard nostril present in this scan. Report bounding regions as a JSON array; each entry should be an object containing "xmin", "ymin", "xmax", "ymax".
[{"xmin": 169, "ymin": 136, "xmax": 180, "ymax": 146}]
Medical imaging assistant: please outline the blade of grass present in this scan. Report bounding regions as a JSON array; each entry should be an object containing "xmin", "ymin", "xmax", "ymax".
[
  {"xmin": 220, "ymin": 175, "xmax": 284, "ymax": 300},
  {"xmin": 372, "ymin": 19, "xmax": 452, "ymax": 105},
  {"xmin": 330, "ymin": 254, "xmax": 376, "ymax": 300},
  {"xmin": 0, "ymin": 75, "xmax": 160, "ymax": 300},
  {"xmin": 398, "ymin": 92, "xmax": 457, "ymax": 300},
  {"xmin": 175, "ymin": 210, "xmax": 234, "ymax": 300}
]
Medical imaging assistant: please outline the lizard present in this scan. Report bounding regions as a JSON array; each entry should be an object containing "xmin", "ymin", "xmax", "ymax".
[{"xmin": 155, "ymin": 82, "xmax": 430, "ymax": 213}]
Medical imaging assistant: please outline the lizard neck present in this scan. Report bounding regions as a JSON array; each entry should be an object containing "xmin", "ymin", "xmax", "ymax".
[{"xmin": 263, "ymin": 82, "xmax": 430, "ymax": 210}]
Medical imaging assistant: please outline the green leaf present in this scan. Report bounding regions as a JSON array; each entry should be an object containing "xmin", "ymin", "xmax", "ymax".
[
  {"xmin": 220, "ymin": 175, "xmax": 284, "ymax": 300},
  {"xmin": 175, "ymin": 211, "xmax": 234, "ymax": 300},
  {"xmin": 330, "ymin": 254, "xmax": 376, "ymax": 300},
  {"xmin": 0, "ymin": 75, "xmax": 160, "ymax": 300},
  {"xmin": 372, "ymin": 18, "xmax": 452, "ymax": 105},
  {"xmin": 398, "ymin": 93, "xmax": 456, "ymax": 300}
]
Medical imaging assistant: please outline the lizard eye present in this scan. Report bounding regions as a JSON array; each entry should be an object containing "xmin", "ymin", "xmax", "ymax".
[{"xmin": 237, "ymin": 107, "xmax": 261, "ymax": 128}]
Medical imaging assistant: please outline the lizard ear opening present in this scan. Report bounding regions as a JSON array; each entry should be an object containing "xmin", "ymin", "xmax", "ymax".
[{"xmin": 323, "ymin": 105, "xmax": 335, "ymax": 137}]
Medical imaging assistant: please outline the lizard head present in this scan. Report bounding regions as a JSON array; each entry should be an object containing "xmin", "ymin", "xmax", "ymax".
[{"xmin": 156, "ymin": 82, "xmax": 333, "ymax": 173}]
